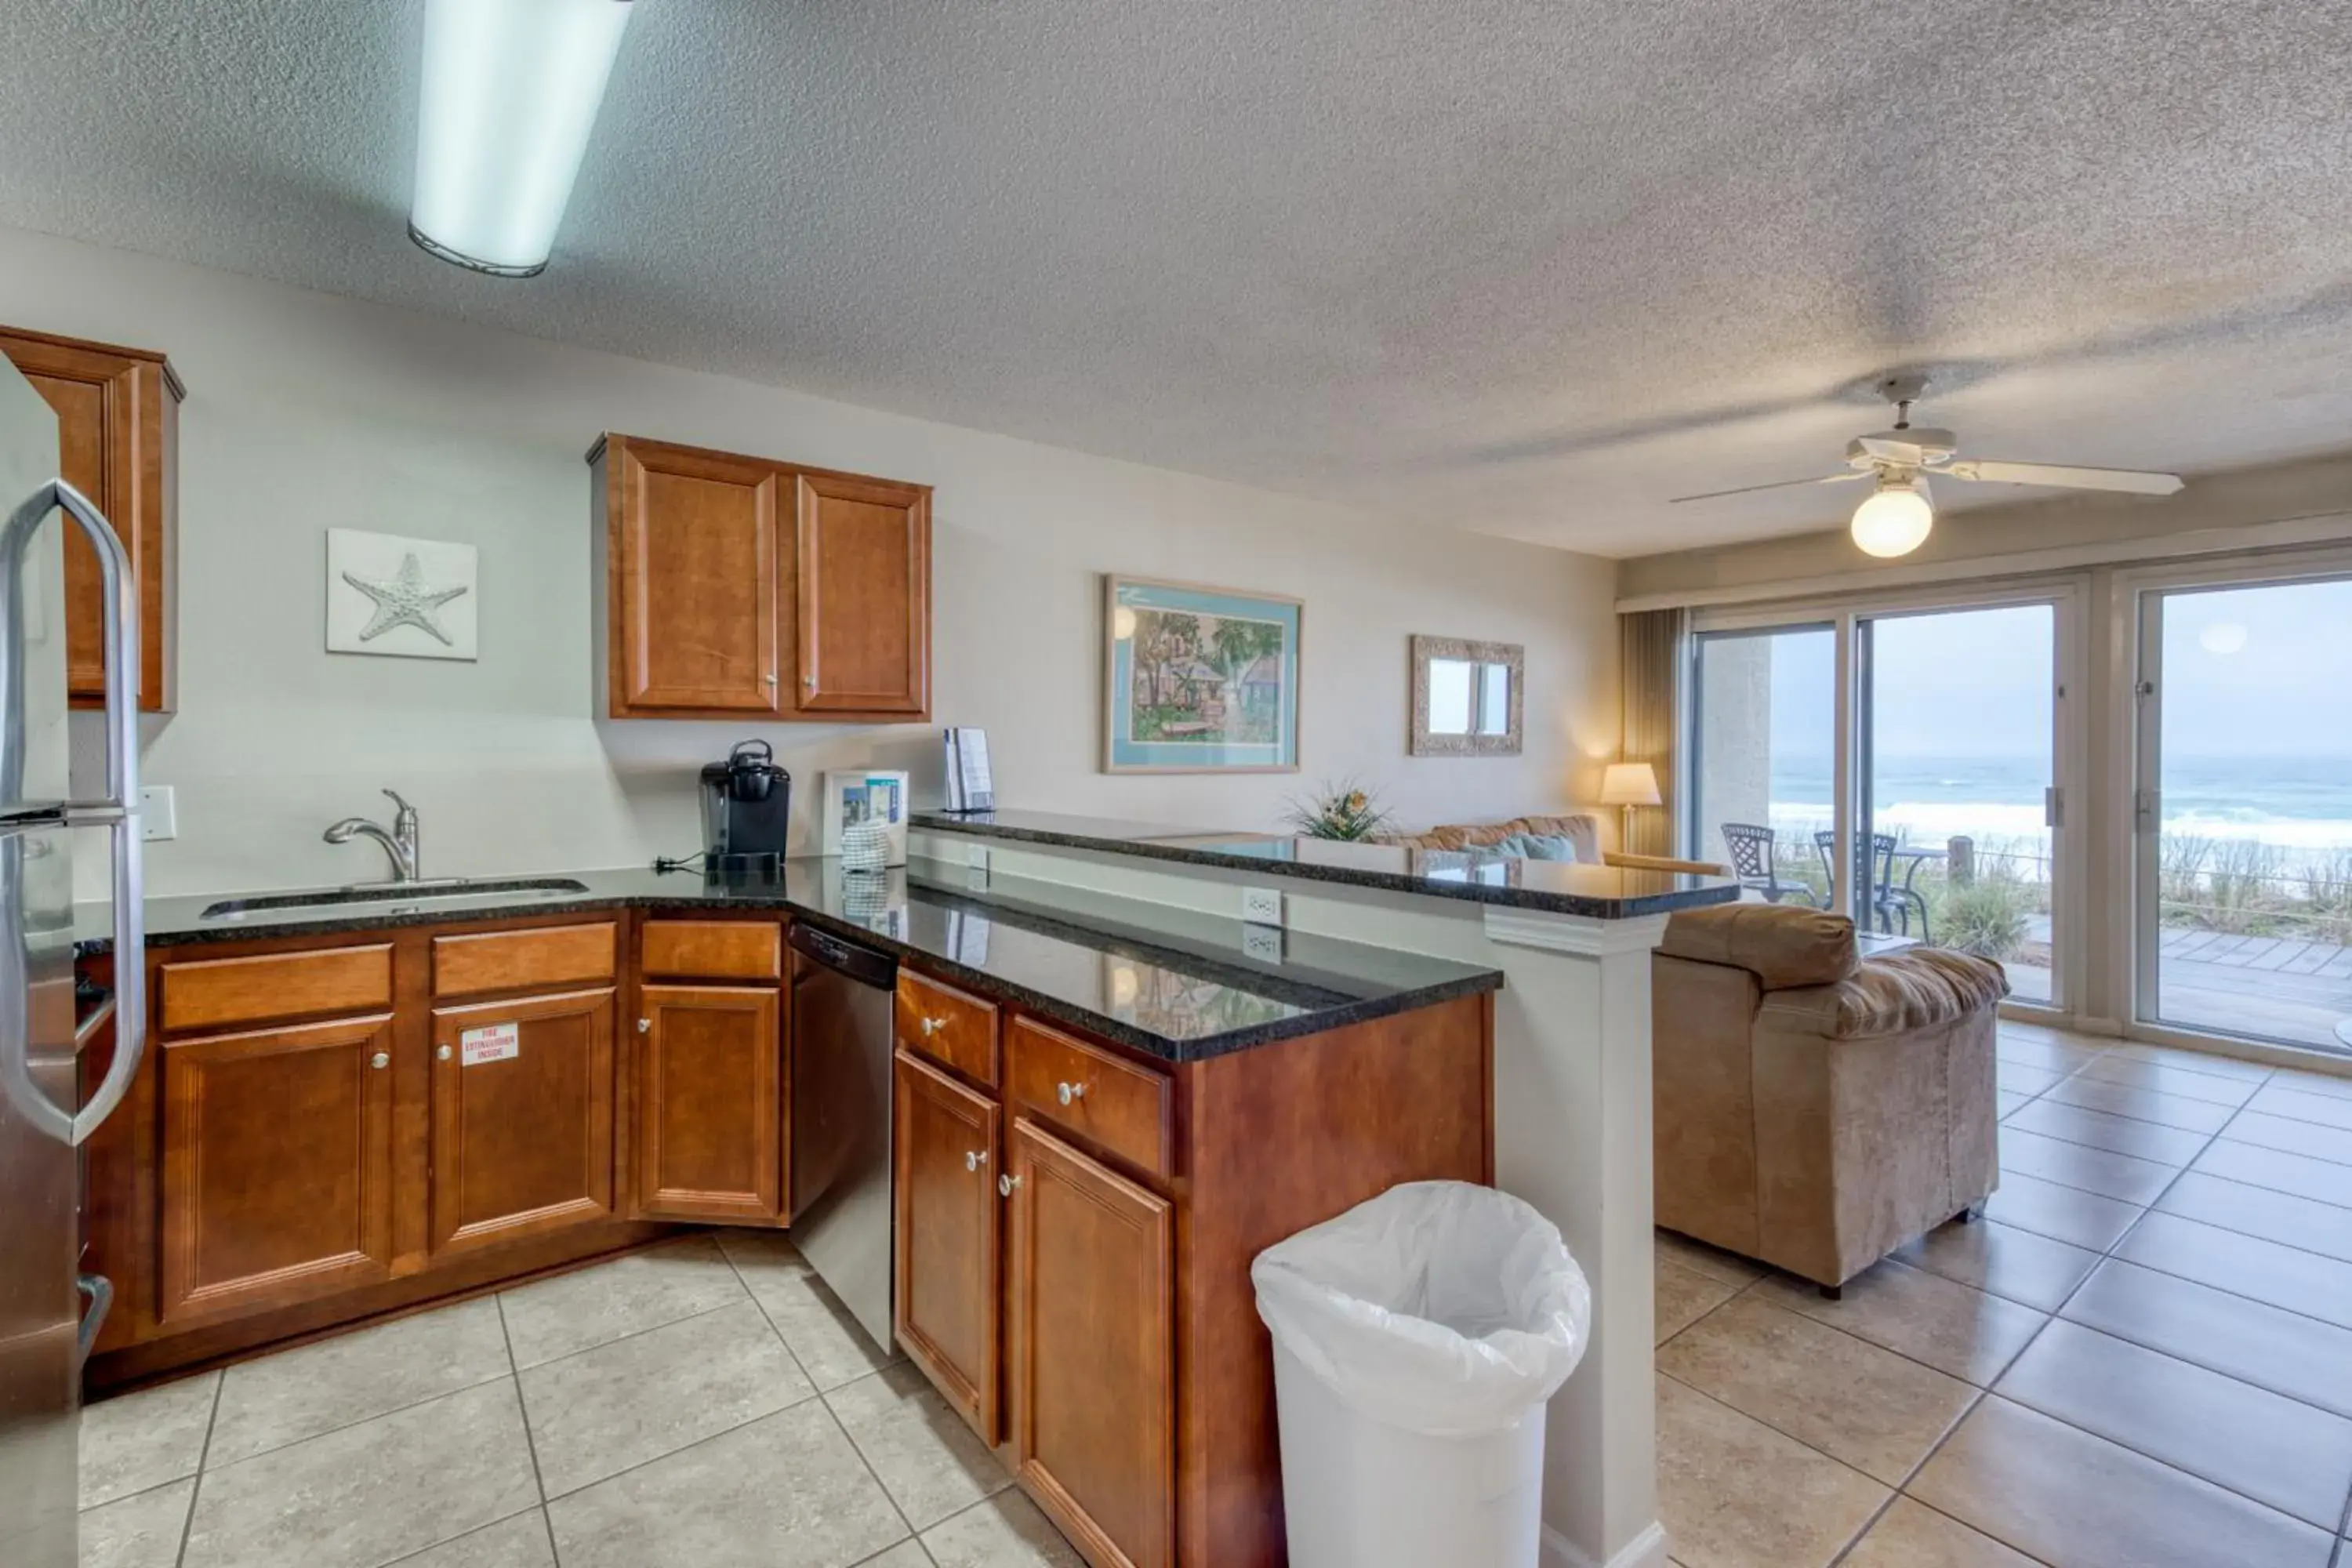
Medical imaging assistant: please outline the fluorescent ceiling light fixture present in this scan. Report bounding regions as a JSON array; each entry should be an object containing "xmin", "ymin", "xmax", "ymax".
[
  {"xmin": 1850, "ymin": 475, "xmax": 1934, "ymax": 557},
  {"xmin": 410, "ymin": 0, "xmax": 638, "ymax": 278}
]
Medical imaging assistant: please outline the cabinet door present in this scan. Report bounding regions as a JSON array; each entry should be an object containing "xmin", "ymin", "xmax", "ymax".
[
  {"xmin": 634, "ymin": 984, "xmax": 785, "ymax": 1222},
  {"xmin": 1007, "ymin": 1120, "xmax": 1174, "ymax": 1568},
  {"xmin": 794, "ymin": 470, "xmax": 929, "ymax": 716},
  {"xmin": 894, "ymin": 1051, "xmax": 1001, "ymax": 1442},
  {"xmin": 608, "ymin": 438, "xmax": 784, "ymax": 716},
  {"xmin": 430, "ymin": 988, "xmax": 617, "ymax": 1260},
  {"xmin": 0, "ymin": 328, "xmax": 178, "ymax": 712},
  {"xmin": 159, "ymin": 1014, "xmax": 396, "ymax": 1324}
]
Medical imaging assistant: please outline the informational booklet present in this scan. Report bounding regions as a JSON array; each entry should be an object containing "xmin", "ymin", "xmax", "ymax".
[{"xmin": 943, "ymin": 727, "xmax": 994, "ymax": 812}]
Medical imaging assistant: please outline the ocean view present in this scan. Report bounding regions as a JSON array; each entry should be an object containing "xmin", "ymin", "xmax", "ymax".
[{"xmin": 1761, "ymin": 753, "xmax": 2352, "ymax": 872}]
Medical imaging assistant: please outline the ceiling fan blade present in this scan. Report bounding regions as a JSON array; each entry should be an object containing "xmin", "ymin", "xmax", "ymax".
[
  {"xmin": 1855, "ymin": 435, "xmax": 1926, "ymax": 463},
  {"xmin": 1669, "ymin": 471, "xmax": 1866, "ymax": 504},
  {"xmin": 1944, "ymin": 459, "xmax": 2184, "ymax": 495}
]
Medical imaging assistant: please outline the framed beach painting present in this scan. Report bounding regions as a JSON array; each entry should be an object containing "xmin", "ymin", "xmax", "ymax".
[{"xmin": 1103, "ymin": 575, "xmax": 1301, "ymax": 773}]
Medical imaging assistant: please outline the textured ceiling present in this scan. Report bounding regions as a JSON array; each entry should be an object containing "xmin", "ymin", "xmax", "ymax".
[{"xmin": 2, "ymin": 1, "xmax": 2348, "ymax": 557}]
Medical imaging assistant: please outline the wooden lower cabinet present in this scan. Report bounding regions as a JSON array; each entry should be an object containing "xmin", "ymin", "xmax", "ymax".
[
  {"xmin": 889, "ymin": 974, "xmax": 1495, "ymax": 1568},
  {"xmin": 159, "ymin": 1014, "xmax": 397, "ymax": 1324},
  {"xmin": 893, "ymin": 1051, "xmax": 1002, "ymax": 1440},
  {"xmin": 1008, "ymin": 1119, "xmax": 1175, "ymax": 1568},
  {"xmin": 633, "ymin": 983, "xmax": 786, "ymax": 1222},
  {"xmin": 429, "ymin": 988, "xmax": 617, "ymax": 1258}
]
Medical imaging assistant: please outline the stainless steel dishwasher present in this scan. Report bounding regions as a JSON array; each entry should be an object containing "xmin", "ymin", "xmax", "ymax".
[{"xmin": 786, "ymin": 921, "xmax": 898, "ymax": 1350}]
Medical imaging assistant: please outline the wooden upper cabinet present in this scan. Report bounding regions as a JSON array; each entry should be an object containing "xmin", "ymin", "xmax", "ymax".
[
  {"xmin": 0, "ymin": 327, "xmax": 181, "ymax": 712},
  {"xmin": 428, "ymin": 987, "xmax": 617, "ymax": 1260},
  {"xmin": 795, "ymin": 471, "xmax": 929, "ymax": 715},
  {"xmin": 158, "ymin": 1014, "xmax": 397, "ymax": 1324},
  {"xmin": 590, "ymin": 434, "xmax": 930, "ymax": 721},
  {"xmin": 598, "ymin": 436, "xmax": 784, "ymax": 717}
]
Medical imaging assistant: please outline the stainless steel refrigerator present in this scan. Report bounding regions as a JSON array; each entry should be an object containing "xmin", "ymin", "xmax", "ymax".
[{"xmin": 0, "ymin": 358, "xmax": 148, "ymax": 1565}]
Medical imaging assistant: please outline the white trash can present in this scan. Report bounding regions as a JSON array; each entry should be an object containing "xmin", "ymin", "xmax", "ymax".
[{"xmin": 1252, "ymin": 1181, "xmax": 1590, "ymax": 1568}]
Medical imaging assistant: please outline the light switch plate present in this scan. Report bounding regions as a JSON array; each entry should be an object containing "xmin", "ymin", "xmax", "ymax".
[
  {"xmin": 1240, "ymin": 886, "xmax": 1285, "ymax": 927},
  {"xmin": 138, "ymin": 785, "xmax": 176, "ymax": 841}
]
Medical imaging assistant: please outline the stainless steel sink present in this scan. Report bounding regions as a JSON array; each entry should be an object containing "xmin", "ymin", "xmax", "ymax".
[{"xmin": 198, "ymin": 877, "xmax": 593, "ymax": 922}]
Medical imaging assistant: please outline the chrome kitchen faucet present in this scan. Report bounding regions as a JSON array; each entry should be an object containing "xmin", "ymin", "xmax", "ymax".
[{"xmin": 324, "ymin": 789, "xmax": 422, "ymax": 882}]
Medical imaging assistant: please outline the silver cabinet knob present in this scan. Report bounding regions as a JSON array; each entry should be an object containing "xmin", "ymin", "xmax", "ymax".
[
  {"xmin": 965, "ymin": 1149, "xmax": 989, "ymax": 1172},
  {"xmin": 803, "ymin": 673, "xmax": 818, "ymax": 689},
  {"xmin": 761, "ymin": 673, "xmax": 778, "ymax": 686},
  {"xmin": 370, "ymin": 1051, "xmax": 390, "ymax": 1070},
  {"xmin": 999, "ymin": 1173, "xmax": 1022, "ymax": 1198},
  {"xmin": 637, "ymin": 1018, "xmax": 651, "ymax": 1034},
  {"xmin": 1057, "ymin": 1081, "xmax": 1087, "ymax": 1106},
  {"xmin": 919, "ymin": 1016, "xmax": 946, "ymax": 1037},
  {"xmin": 436, "ymin": 1044, "xmax": 452, "ymax": 1062}
]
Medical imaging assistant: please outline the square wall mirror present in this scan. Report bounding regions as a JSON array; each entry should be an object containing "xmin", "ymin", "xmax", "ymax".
[{"xmin": 1410, "ymin": 635, "xmax": 1524, "ymax": 756}]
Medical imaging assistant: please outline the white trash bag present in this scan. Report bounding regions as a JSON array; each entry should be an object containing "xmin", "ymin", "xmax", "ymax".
[{"xmin": 1253, "ymin": 1181, "xmax": 1591, "ymax": 1568}]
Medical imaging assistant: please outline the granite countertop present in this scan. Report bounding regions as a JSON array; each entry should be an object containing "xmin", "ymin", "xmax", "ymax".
[
  {"xmin": 913, "ymin": 808, "xmax": 1742, "ymax": 919},
  {"xmin": 78, "ymin": 860, "xmax": 1503, "ymax": 1064}
]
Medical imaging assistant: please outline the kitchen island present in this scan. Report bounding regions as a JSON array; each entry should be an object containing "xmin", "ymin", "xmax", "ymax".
[
  {"xmin": 74, "ymin": 856, "xmax": 1509, "ymax": 1568},
  {"xmin": 907, "ymin": 811, "xmax": 1739, "ymax": 1568}
]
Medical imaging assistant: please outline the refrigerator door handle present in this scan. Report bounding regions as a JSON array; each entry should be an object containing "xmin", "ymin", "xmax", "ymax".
[
  {"xmin": 75, "ymin": 1273, "xmax": 112, "ymax": 1365},
  {"xmin": 0, "ymin": 480, "xmax": 146, "ymax": 1146}
]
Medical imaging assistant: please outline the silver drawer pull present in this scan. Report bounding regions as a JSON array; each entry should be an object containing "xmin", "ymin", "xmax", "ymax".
[
  {"xmin": 370, "ymin": 1051, "xmax": 390, "ymax": 1070},
  {"xmin": 999, "ymin": 1173, "xmax": 1022, "ymax": 1198},
  {"xmin": 919, "ymin": 1016, "xmax": 947, "ymax": 1037},
  {"xmin": 637, "ymin": 1018, "xmax": 652, "ymax": 1033},
  {"xmin": 437, "ymin": 1044, "xmax": 452, "ymax": 1062},
  {"xmin": 966, "ymin": 1149, "xmax": 989, "ymax": 1172},
  {"xmin": 1057, "ymin": 1081, "xmax": 1087, "ymax": 1106}
]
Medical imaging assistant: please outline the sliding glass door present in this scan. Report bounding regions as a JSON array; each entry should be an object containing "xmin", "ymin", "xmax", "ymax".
[
  {"xmin": 1690, "ymin": 590, "xmax": 2075, "ymax": 1014},
  {"xmin": 1861, "ymin": 604, "xmax": 2060, "ymax": 1004},
  {"xmin": 2139, "ymin": 575, "xmax": 2352, "ymax": 1053},
  {"xmin": 1689, "ymin": 625, "xmax": 1837, "ymax": 908}
]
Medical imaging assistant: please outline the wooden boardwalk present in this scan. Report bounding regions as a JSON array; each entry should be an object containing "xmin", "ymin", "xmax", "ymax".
[{"xmin": 2157, "ymin": 927, "xmax": 2352, "ymax": 1050}]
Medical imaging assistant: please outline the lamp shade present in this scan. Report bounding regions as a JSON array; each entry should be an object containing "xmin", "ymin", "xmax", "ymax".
[{"xmin": 1599, "ymin": 762, "xmax": 1661, "ymax": 808}]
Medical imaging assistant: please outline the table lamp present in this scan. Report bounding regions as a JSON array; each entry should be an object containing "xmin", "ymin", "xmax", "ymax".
[{"xmin": 1599, "ymin": 762, "xmax": 1662, "ymax": 850}]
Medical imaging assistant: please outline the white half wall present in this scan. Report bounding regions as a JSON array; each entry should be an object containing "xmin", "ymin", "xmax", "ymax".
[{"xmin": 0, "ymin": 225, "xmax": 1621, "ymax": 898}]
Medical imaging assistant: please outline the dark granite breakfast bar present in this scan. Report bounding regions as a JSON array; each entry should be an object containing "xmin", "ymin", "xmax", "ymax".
[{"xmin": 81, "ymin": 858, "xmax": 1502, "ymax": 1063}]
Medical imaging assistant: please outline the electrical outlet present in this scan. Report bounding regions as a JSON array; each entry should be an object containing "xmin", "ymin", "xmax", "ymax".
[
  {"xmin": 966, "ymin": 844, "xmax": 990, "ymax": 890},
  {"xmin": 138, "ymin": 785, "xmax": 176, "ymax": 842},
  {"xmin": 1242, "ymin": 924, "xmax": 1284, "ymax": 963},
  {"xmin": 1240, "ymin": 885, "xmax": 1285, "ymax": 927}
]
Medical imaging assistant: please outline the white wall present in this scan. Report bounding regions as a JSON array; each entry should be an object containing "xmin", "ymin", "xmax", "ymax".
[{"xmin": 0, "ymin": 226, "xmax": 1620, "ymax": 899}]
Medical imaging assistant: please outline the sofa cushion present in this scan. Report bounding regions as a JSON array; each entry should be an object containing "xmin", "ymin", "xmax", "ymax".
[
  {"xmin": 1658, "ymin": 903, "xmax": 1859, "ymax": 990},
  {"xmin": 1760, "ymin": 948, "xmax": 2009, "ymax": 1040},
  {"xmin": 1489, "ymin": 832, "xmax": 1581, "ymax": 861}
]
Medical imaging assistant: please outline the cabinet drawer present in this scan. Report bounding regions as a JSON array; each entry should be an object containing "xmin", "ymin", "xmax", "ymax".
[
  {"xmin": 160, "ymin": 945, "xmax": 393, "ymax": 1032},
  {"xmin": 895, "ymin": 969, "xmax": 999, "ymax": 1085},
  {"xmin": 1007, "ymin": 1018, "xmax": 1171, "ymax": 1180},
  {"xmin": 642, "ymin": 919, "xmax": 781, "ymax": 981},
  {"xmin": 434, "ymin": 922, "xmax": 616, "ymax": 998}
]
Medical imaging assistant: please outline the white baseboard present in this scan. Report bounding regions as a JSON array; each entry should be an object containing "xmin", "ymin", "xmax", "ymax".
[{"xmin": 1541, "ymin": 1521, "xmax": 1668, "ymax": 1568}]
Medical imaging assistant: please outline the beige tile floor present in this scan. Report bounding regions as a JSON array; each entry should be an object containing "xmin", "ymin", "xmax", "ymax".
[
  {"xmin": 75, "ymin": 1022, "xmax": 2352, "ymax": 1568},
  {"xmin": 1658, "ymin": 1021, "xmax": 2352, "ymax": 1568},
  {"xmin": 75, "ymin": 1232, "xmax": 1079, "ymax": 1568}
]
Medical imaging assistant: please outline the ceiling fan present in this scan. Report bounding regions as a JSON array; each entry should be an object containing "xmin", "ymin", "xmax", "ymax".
[{"xmin": 1670, "ymin": 376, "xmax": 2185, "ymax": 557}]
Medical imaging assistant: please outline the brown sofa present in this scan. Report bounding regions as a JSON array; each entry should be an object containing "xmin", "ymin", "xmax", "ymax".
[
  {"xmin": 1652, "ymin": 903, "xmax": 2008, "ymax": 1292},
  {"xmin": 1382, "ymin": 812, "xmax": 1728, "ymax": 876}
]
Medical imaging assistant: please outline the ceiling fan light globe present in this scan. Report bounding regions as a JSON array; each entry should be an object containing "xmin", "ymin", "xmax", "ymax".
[{"xmin": 1851, "ymin": 480, "xmax": 1934, "ymax": 557}]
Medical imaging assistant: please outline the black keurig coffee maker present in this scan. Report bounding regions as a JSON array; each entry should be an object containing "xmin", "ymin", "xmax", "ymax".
[{"xmin": 700, "ymin": 741, "xmax": 792, "ymax": 874}]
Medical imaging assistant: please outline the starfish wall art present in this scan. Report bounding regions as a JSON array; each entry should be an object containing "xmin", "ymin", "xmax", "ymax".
[{"xmin": 325, "ymin": 528, "xmax": 479, "ymax": 661}]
